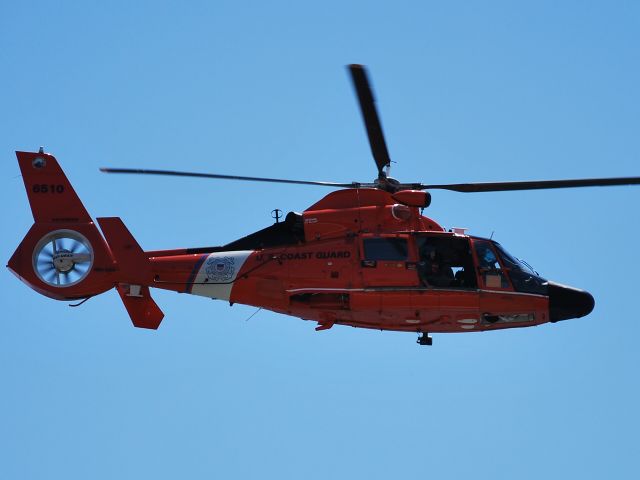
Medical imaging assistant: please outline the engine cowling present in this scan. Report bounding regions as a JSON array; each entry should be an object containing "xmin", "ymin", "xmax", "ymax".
[{"xmin": 391, "ymin": 190, "xmax": 431, "ymax": 208}]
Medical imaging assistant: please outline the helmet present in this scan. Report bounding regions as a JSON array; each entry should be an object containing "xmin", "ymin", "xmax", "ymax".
[{"xmin": 482, "ymin": 246, "xmax": 496, "ymax": 263}]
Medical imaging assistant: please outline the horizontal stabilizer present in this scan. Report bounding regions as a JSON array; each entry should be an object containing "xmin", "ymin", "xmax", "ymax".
[{"xmin": 116, "ymin": 284, "xmax": 164, "ymax": 329}]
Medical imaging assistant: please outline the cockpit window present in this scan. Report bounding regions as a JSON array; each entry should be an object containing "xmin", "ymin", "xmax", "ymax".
[
  {"xmin": 493, "ymin": 243, "xmax": 548, "ymax": 295},
  {"xmin": 473, "ymin": 240, "xmax": 510, "ymax": 289}
]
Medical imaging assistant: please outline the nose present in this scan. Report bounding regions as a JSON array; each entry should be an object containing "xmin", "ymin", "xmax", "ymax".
[{"xmin": 548, "ymin": 281, "xmax": 595, "ymax": 322}]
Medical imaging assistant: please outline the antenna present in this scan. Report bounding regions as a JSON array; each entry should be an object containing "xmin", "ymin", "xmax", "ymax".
[{"xmin": 271, "ymin": 208, "xmax": 283, "ymax": 223}]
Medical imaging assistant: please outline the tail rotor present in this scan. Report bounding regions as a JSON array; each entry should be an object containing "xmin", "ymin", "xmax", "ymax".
[{"xmin": 33, "ymin": 230, "xmax": 94, "ymax": 287}]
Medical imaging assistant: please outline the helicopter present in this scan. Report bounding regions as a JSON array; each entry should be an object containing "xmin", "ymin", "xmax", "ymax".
[{"xmin": 8, "ymin": 65, "xmax": 640, "ymax": 346}]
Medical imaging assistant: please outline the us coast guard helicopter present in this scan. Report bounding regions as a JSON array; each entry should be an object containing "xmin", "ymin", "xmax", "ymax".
[{"xmin": 8, "ymin": 65, "xmax": 640, "ymax": 345}]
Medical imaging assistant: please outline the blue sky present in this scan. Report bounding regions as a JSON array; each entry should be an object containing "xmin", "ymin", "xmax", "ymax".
[{"xmin": 1, "ymin": 1, "xmax": 639, "ymax": 478}]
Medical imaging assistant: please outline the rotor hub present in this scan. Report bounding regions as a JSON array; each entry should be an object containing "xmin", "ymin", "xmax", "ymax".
[
  {"xmin": 374, "ymin": 174, "xmax": 401, "ymax": 192},
  {"xmin": 52, "ymin": 250, "xmax": 75, "ymax": 273}
]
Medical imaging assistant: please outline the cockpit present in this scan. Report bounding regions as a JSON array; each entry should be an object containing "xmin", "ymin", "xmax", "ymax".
[
  {"xmin": 404, "ymin": 233, "xmax": 548, "ymax": 295},
  {"xmin": 413, "ymin": 234, "xmax": 547, "ymax": 294}
]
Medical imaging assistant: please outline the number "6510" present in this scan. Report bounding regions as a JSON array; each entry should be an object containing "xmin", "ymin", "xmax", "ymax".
[{"xmin": 32, "ymin": 184, "xmax": 65, "ymax": 194}]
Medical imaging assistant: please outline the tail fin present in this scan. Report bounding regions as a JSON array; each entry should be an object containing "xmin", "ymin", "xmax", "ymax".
[
  {"xmin": 8, "ymin": 150, "xmax": 164, "ymax": 329},
  {"xmin": 16, "ymin": 150, "xmax": 92, "ymax": 224}
]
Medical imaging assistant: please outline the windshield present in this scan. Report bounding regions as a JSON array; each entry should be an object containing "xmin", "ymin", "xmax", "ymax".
[
  {"xmin": 493, "ymin": 243, "xmax": 535, "ymax": 273},
  {"xmin": 492, "ymin": 242, "xmax": 548, "ymax": 295}
]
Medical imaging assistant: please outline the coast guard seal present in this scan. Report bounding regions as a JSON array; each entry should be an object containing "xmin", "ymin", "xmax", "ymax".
[{"xmin": 205, "ymin": 256, "xmax": 235, "ymax": 283}]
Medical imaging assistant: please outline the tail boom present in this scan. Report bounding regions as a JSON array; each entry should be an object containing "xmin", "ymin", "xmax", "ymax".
[{"xmin": 9, "ymin": 150, "xmax": 254, "ymax": 329}]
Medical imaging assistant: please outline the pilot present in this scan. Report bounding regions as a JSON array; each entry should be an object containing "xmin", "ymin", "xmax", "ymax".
[
  {"xmin": 479, "ymin": 245, "xmax": 499, "ymax": 270},
  {"xmin": 419, "ymin": 243, "xmax": 453, "ymax": 287},
  {"xmin": 476, "ymin": 243, "xmax": 508, "ymax": 288}
]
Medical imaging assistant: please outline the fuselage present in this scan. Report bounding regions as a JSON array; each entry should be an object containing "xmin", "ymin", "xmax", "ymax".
[{"xmin": 145, "ymin": 188, "xmax": 594, "ymax": 333}]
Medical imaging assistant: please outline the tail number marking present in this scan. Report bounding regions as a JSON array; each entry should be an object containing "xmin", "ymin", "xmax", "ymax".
[{"xmin": 32, "ymin": 184, "xmax": 65, "ymax": 194}]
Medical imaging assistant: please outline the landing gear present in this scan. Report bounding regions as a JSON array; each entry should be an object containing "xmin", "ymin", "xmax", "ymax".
[{"xmin": 417, "ymin": 333, "xmax": 432, "ymax": 346}]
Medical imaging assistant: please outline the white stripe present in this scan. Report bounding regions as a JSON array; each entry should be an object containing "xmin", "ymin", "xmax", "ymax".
[{"xmin": 191, "ymin": 251, "xmax": 252, "ymax": 301}]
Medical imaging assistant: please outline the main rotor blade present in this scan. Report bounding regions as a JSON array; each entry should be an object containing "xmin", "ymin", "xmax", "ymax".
[
  {"xmin": 100, "ymin": 167, "xmax": 373, "ymax": 189},
  {"xmin": 348, "ymin": 64, "xmax": 392, "ymax": 176},
  {"xmin": 420, "ymin": 177, "xmax": 640, "ymax": 193}
]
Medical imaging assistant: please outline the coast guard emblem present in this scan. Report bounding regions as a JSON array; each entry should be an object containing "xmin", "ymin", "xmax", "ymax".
[{"xmin": 205, "ymin": 256, "xmax": 235, "ymax": 283}]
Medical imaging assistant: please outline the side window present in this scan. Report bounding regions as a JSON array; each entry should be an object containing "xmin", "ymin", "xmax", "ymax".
[
  {"xmin": 417, "ymin": 236, "xmax": 477, "ymax": 288},
  {"xmin": 473, "ymin": 240, "xmax": 510, "ymax": 289},
  {"xmin": 363, "ymin": 237, "xmax": 408, "ymax": 261}
]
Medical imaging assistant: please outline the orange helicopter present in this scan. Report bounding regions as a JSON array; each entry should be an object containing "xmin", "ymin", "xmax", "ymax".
[{"xmin": 8, "ymin": 65, "xmax": 640, "ymax": 345}]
